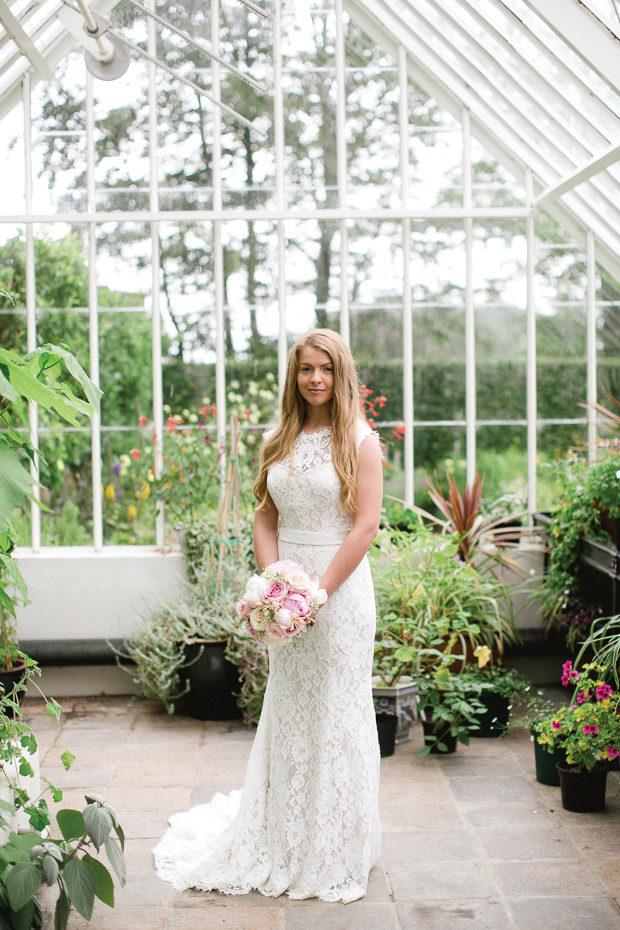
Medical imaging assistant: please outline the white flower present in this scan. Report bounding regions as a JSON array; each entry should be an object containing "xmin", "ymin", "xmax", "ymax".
[
  {"xmin": 310, "ymin": 586, "xmax": 328, "ymax": 606},
  {"xmin": 249, "ymin": 606, "xmax": 270, "ymax": 632},
  {"xmin": 245, "ymin": 574, "xmax": 269, "ymax": 608},
  {"xmin": 616, "ymin": 469, "xmax": 620, "ymax": 479}
]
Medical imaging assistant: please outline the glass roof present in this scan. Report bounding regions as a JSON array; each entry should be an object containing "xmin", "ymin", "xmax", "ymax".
[
  {"xmin": 1, "ymin": 0, "xmax": 620, "ymax": 279},
  {"xmin": 346, "ymin": 0, "xmax": 620, "ymax": 280}
]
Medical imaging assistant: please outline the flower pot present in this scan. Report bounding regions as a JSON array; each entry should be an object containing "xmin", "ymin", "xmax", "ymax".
[
  {"xmin": 421, "ymin": 719, "xmax": 458, "ymax": 754},
  {"xmin": 375, "ymin": 712, "xmax": 398, "ymax": 758},
  {"xmin": 0, "ymin": 659, "xmax": 27, "ymax": 717},
  {"xmin": 532, "ymin": 731, "xmax": 567, "ymax": 787},
  {"xmin": 557, "ymin": 762, "xmax": 608, "ymax": 813},
  {"xmin": 372, "ymin": 678, "xmax": 418, "ymax": 743},
  {"xmin": 471, "ymin": 692, "xmax": 510, "ymax": 738},
  {"xmin": 181, "ymin": 641, "xmax": 242, "ymax": 721}
]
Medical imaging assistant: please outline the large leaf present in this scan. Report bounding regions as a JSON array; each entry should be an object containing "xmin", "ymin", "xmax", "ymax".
[
  {"xmin": 29, "ymin": 344, "xmax": 102, "ymax": 414},
  {"xmin": 104, "ymin": 838, "xmax": 126, "ymax": 887},
  {"xmin": 56, "ymin": 809, "xmax": 85, "ymax": 842},
  {"xmin": 0, "ymin": 446, "xmax": 35, "ymax": 530},
  {"xmin": 6, "ymin": 861, "xmax": 41, "ymax": 912},
  {"xmin": 53, "ymin": 888, "xmax": 70, "ymax": 930},
  {"xmin": 9, "ymin": 898, "xmax": 36, "ymax": 930},
  {"xmin": 82, "ymin": 804, "xmax": 112, "ymax": 851},
  {"xmin": 83, "ymin": 855, "xmax": 114, "ymax": 908},
  {"xmin": 62, "ymin": 857, "xmax": 96, "ymax": 920}
]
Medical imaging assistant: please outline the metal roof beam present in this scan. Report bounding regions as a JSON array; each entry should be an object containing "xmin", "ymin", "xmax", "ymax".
[
  {"xmin": 520, "ymin": 0, "xmax": 620, "ymax": 95},
  {"xmin": 535, "ymin": 139, "xmax": 620, "ymax": 206},
  {"xmin": 0, "ymin": 0, "xmax": 54, "ymax": 80}
]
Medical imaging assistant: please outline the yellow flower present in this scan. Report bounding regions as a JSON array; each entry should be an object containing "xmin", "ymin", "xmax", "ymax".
[
  {"xmin": 138, "ymin": 483, "xmax": 150, "ymax": 502},
  {"xmin": 474, "ymin": 645, "xmax": 492, "ymax": 668},
  {"xmin": 127, "ymin": 504, "xmax": 137, "ymax": 521},
  {"xmin": 105, "ymin": 484, "xmax": 116, "ymax": 502}
]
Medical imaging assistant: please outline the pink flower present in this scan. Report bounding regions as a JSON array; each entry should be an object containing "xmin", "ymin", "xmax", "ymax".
[
  {"xmin": 264, "ymin": 621, "xmax": 288, "ymax": 643},
  {"xmin": 576, "ymin": 690, "xmax": 590, "ymax": 705},
  {"xmin": 264, "ymin": 580, "xmax": 288, "ymax": 603},
  {"xmin": 283, "ymin": 593, "xmax": 310, "ymax": 618},
  {"xmin": 582, "ymin": 724, "xmax": 598, "ymax": 735},
  {"xmin": 288, "ymin": 617, "xmax": 307, "ymax": 635},
  {"xmin": 268, "ymin": 559, "xmax": 304, "ymax": 574},
  {"xmin": 607, "ymin": 748, "xmax": 619, "ymax": 759},
  {"xmin": 273, "ymin": 607, "xmax": 293, "ymax": 630},
  {"xmin": 551, "ymin": 720, "xmax": 562, "ymax": 731},
  {"xmin": 235, "ymin": 598, "xmax": 250, "ymax": 619},
  {"xmin": 285, "ymin": 569, "xmax": 313, "ymax": 595},
  {"xmin": 561, "ymin": 660, "xmax": 579, "ymax": 687},
  {"xmin": 596, "ymin": 684, "xmax": 614, "ymax": 701}
]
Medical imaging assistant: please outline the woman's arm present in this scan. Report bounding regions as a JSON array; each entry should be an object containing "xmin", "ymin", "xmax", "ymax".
[
  {"xmin": 253, "ymin": 494, "xmax": 280, "ymax": 571},
  {"xmin": 319, "ymin": 434, "xmax": 383, "ymax": 598}
]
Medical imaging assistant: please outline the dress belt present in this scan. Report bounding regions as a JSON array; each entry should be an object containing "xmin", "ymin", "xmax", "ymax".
[{"xmin": 278, "ymin": 527, "xmax": 349, "ymax": 546}]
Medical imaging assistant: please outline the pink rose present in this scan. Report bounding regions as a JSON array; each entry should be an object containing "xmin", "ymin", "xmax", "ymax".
[
  {"xmin": 285, "ymin": 569, "xmax": 312, "ymax": 595},
  {"xmin": 288, "ymin": 617, "xmax": 307, "ymax": 635},
  {"xmin": 235, "ymin": 598, "xmax": 250, "ymax": 619},
  {"xmin": 264, "ymin": 621, "xmax": 288, "ymax": 643},
  {"xmin": 283, "ymin": 593, "xmax": 310, "ymax": 618},
  {"xmin": 264, "ymin": 580, "xmax": 288, "ymax": 602}
]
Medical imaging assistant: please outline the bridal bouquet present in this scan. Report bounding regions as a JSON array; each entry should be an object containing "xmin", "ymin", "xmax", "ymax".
[{"xmin": 235, "ymin": 560, "xmax": 327, "ymax": 645}]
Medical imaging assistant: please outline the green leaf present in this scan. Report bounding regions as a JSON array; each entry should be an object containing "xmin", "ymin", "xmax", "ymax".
[
  {"xmin": 56, "ymin": 809, "xmax": 85, "ymax": 842},
  {"xmin": 83, "ymin": 804, "xmax": 112, "ymax": 851},
  {"xmin": 6, "ymin": 861, "xmax": 42, "ymax": 911},
  {"xmin": 46, "ymin": 699, "xmax": 61, "ymax": 723},
  {"xmin": 42, "ymin": 855, "xmax": 59, "ymax": 886},
  {"xmin": 113, "ymin": 820, "xmax": 125, "ymax": 853},
  {"xmin": 0, "ymin": 445, "xmax": 34, "ymax": 538},
  {"xmin": 60, "ymin": 750, "xmax": 75, "ymax": 771},
  {"xmin": 9, "ymin": 898, "xmax": 35, "ymax": 930},
  {"xmin": 414, "ymin": 745, "xmax": 432, "ymax": 757},
  {"xmin": 19, "ymin": 734, "xmax": 37, "ymax": 756},
  {"xmin": 62, "ymin": 857, "xmax": 97, "ymax": 920},
  {"xmin": 104, "ymin": 838, "xmax": 126, "ymax": 887},
  {"xmin": 18, "ymin": 761, "xmax": 34, "ymax": 778},
  {"xmin": 0, "ymin": 799, "xmax": 15, "ymax": 815},
  {"xmin": 54, "ymin": 888, "xmax": 71, "ymax": 930},
  {"xmin": 41, "ymin": 777, "xmax": 63, "ymax": 803},
  {"xmin": 83, "ymin": 854, "xmax": 114, "ymax": 907}
]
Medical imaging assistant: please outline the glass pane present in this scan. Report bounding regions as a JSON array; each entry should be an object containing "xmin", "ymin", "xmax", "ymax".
[
  {"xmin": 38, "ymin": 432, "xmax": 92, "ymax": 547},
  {"xmin": 102, "ymin": 428, "xmax": 155, "ymax": 545}
]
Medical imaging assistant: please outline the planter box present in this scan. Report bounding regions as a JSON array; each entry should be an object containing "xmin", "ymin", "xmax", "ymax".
[{"xmin": 372, "ymin": 678, "xmax": 418, "ymax": 743}]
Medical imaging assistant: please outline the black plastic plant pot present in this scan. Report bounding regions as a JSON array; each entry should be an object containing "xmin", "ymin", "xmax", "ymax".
[
  {"xmin": 421, "ymin": 719, "xmax": 458, "ymax": 754},
  {"xmin": 376, "ymin": 712, "xmax": 398, "ymax": 758},
  {"xmin": 557, "ymin": 762, "xmax": 608, "ymax": 813},
  {"xmin": 532, "ymin": 731, "xmax": 566, "ymax": 787},
  {"xmin": 181, "ymin": 640, "xmax": 242, "ymax": 721},
  {"xmin": 471, "ymin": 692, "xmax": 511, "ymax": 739}
]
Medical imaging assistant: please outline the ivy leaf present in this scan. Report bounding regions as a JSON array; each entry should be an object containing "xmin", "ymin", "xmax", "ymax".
[
  {"xmin": 60, "ymin": 750, "xmax": 75, "ymax": 771},
  {"xmin": 62, "ymin": 857, "xmax": 96, "ymax": 920}
]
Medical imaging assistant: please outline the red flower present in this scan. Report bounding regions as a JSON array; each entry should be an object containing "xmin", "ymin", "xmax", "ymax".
[
  {"xmin": 167, "ymin": 415, "xmax": 176, "ymax": 435},
  {"xmin": 392, "ymin": 424, "xmax": 405, "ymax": 440},
  {"xmin": 129, "ymin": 448, "xmax": 140, "ymax": 461},
  {"xmin": 138, "ymin": 415, "xmax": 148, "ymax": 427}
]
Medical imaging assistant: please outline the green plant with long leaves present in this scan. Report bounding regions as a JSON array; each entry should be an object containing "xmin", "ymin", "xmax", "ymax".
[{"xmin": 0, "ymin": 342, "xmax": 101, "ymax": 669}]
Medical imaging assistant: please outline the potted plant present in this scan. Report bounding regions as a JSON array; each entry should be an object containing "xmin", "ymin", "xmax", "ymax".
[
  {"xmin": 0, "ymin": 342, "xmax": 101, "ymax": 693},
  {"xmin": 0, "ymin": 660, "xmax": 126, "ymax": 930},
  {"xmin": 463, "ymin": 656, "xmax": 532, "ymax": 738},
  {"xmin": 535, "ymin": 660, "xmax": 620, "ymax": 811},
  {"xmin": 510, "ymin": 689, "xmax": 568, "ymax": 786},
  {"xmin": 414, "ymin": 669, "xmax": 486, "ymax": 756}
]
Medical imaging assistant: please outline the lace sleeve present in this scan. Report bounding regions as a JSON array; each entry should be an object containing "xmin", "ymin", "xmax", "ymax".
[{"xmin": 356, "ymin": 420, "xmax": 380, "ymax": 452}]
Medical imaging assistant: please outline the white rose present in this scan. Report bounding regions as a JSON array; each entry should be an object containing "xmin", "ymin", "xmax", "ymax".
[
  {"xmin": 245, "ymin": 574, "xmax": 269, "ymax": 608},
  {"xmin": 274, "ymin": 607, "xmax": 293, "ymax": 631},
  {"xmin": 310, "ymin": 586, "xmax": 328, "ymax": 606},
  {"xmin": 249, "ymin": 606, "xmax": 270, "ymax": 632}
]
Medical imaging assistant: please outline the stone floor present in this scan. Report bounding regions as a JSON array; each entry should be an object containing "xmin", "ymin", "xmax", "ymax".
[{"xmin": 23, "ymin": 695, "xmax": 620, "ymax": 930}]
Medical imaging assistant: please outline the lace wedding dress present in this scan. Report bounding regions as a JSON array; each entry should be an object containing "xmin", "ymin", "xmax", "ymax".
[{"xmin": 153, "ymin": 420, "xmax": 381, "ymax": 904}]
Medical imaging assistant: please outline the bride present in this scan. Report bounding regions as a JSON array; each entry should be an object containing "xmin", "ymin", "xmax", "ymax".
[{"xmin": 153, "ymin": 328, "xmax": 383, "ymax": 904}]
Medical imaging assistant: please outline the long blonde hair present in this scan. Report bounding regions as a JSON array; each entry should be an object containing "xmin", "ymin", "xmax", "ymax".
[{"xmin": 253, "ymin": 329, "xmax": 361, "ymax": 514}]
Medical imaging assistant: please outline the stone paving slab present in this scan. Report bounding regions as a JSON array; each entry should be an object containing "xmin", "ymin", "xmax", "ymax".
[{"xmin": 19, "ymin": 696, "xmax": 620, "ymax": 930}]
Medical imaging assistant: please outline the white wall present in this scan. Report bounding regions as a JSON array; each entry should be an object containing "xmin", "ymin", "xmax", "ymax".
[{"xmin": 15, "ymin": 547, "xmax": 187, "ymax": 641}]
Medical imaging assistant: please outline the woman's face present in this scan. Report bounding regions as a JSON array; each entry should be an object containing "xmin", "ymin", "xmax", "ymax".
[{"xmin": 296, "ymin": 346, "xmax": 335, "ymax": 411}]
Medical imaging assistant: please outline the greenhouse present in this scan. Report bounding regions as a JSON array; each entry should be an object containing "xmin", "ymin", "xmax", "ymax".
[{"xmin": 1, "ymin": 0, "xmax": 620, "ymax": 928}]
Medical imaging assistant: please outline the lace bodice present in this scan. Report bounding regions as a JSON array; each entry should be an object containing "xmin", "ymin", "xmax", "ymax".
[{"xmin": 267, "ymin": 421, "xmax": 376, "ymax": 537}]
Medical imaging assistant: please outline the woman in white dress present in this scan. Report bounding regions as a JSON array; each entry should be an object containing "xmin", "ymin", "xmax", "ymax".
[{"xmin": 153, "ymin": 328, "xmax": 383, "ymax": 904}]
